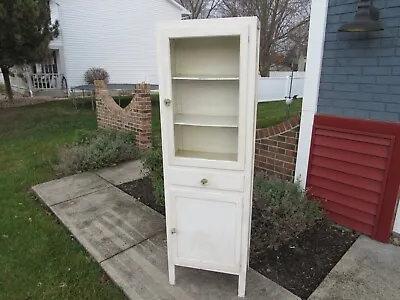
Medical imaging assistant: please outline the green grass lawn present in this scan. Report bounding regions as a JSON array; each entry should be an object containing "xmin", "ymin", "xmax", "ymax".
[
  {"xmin": 0, "ymin": 97, "xmax": 301, "ymax": 299},
  {"xmin": 0, "ymin": 101, "xmax": 126, "ymax": 299},
  {"xmin": 150, "ymin": 98, "xmax": 302, "ymax": 145},
  {"xmin": 256, "ymin": 99, "xmax": 302, "ymax": 128}
]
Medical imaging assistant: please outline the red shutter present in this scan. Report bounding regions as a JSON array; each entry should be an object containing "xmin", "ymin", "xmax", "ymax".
[{"xmin": 307, "ymin": 115, "xmax": 400, "ymax": 242}]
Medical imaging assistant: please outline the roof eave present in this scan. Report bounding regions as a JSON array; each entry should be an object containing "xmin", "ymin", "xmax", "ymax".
[{"xmin": 165, "ymin": 0, "xmax": 191, "ymax": 15}]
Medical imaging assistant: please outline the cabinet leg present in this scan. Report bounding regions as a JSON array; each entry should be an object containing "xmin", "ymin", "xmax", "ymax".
[
  {"xmin": 238, "ymin": 273, "xmax": 246, "ymax": 298},
  {"xmin": 169, "ymin": 264, "xmax": 176, "ymax": 285}
]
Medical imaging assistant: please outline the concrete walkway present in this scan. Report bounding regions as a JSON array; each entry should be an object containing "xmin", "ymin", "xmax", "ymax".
[
  {"xmin": 32, "ymin": 160, "xmax": 299, "ymax": 300},
  {"xmin": 309, "ymin": 235, "xmax": 400, "ymax": 300}
]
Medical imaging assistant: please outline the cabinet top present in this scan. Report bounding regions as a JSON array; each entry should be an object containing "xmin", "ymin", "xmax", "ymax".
[{"xmin": 157, "ymin": 16, "xmax": 259, "ymax": 31}]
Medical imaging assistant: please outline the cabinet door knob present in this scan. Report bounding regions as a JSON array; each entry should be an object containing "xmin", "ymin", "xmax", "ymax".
[
  {"xmin": 200, "ymin": 178, "xmax": 208, "ymax": 185},
  {"xmin": 164, "ymin": 98, "xmax": 172, "ymax": 106}
]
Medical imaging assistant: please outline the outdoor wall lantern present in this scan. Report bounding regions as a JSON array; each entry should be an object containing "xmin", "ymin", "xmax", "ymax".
[{"xmin": 338, "ymin": 0, "xmax": 383, "ymax": 32}]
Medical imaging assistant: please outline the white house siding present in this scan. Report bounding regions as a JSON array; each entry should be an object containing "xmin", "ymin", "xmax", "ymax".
[
  {"xmin": 57, "ymin": 0, "xmax": 183, "ymax": 87},
  {"xmin": 49, "ymin": 1, "xmax": 62, "ymax": 50}
]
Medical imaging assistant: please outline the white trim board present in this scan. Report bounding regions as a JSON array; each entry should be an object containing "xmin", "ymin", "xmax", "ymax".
[
  {"xmin": 294, "ymin": 0, "xmax": 329, "ymax": 186},
  {"xmin": 394, "ymin": 206, "xmax": 400, "ymax": 234}
]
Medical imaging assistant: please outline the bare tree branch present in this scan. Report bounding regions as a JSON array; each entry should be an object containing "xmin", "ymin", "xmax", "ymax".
[
  {"xmin": 220, "ymin": 0, "xmax": 310, "ymax": 76},
  {"xmin": 178, "ymin": 0, "xmax": 222, "ymax": 18}
]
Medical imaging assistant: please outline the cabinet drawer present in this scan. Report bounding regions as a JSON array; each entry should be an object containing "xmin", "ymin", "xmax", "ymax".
[{"xmin": 168, "ymin": 167, "xmax": 245, "ymax": 192}]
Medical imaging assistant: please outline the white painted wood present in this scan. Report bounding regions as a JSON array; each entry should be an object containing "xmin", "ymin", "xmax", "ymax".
[
  {"xmin": 172, "ymin": 76, "xmax": 239, "ymax": 81},
  {"xmin": 294, "ymin": 0, "xmax": 329, "ymax": 187},
  {"xmin": 174, "ymin": 126, "xmax": 238, "ymax": 159},
  {"xmin": 170, "ymin": 188, "xmax": 242, "ymax": 271},
  {"xmin": 171, "ymin": 36, "xmax": 240, "ymax": 78},
  {"xmin": 174, "ymin": 114, "xmax": 238, "ymax": 127},
  {"xmin": 172, "ymin": 80, "xmax": 239, "ymax": 117},
  {"xmin": 238, "ymin": 17, "xmax": 260, "ymax": 298},
  {"xmin": 174, "ymin": 150, "xmax": 237, "ymax": 162},
  {"xmin": 394, "ymin": 205, "xmax": 400, "ymax": 234},
  {"xmin": 161, "ymin": 26, "xmax": 249, "ymax": 170},
  {"xmin": 168, "ymin": 167, "xmax": 245, "ymax": 192},
  {"xmin": 53, "ymin": 0, "xmax": 187, "ymax": 87},
  {"xmin": 157, "ymin": 16, "xmax": 259, "ymax": 297},
  {"xmin": 156, "ymin": 16, "xmax": 176, "ymax": 291}
]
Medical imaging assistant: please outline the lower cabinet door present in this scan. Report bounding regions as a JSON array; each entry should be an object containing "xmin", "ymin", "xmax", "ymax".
[{"xmin": 169, "ymin": 187, "xmax": 243, "ymax": 274}]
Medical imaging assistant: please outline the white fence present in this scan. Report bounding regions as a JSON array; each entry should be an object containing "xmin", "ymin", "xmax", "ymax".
[
  {"xmin": 258, "ymin": 73, "xmax": 305, "ymax": 102},
  {"xmin": 269, "ymin": 71, "xmax": 306, "ymax": 78},
  {"xmin": 1, "ymin": 70, "xmax": 305, "ymax": 101},
  {"xmin": 31, "ymin": 73, "xmax": 63, "ymax": 89}
]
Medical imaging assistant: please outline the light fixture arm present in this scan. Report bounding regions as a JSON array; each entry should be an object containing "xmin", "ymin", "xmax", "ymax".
[{"xmin": 338, "ymin": 0, "xmax": 383, "ymax": 32}]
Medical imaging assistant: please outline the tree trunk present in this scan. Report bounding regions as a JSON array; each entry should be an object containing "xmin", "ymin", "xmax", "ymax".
[
  {"xmin": 260, "ymin": 64, "xmax": 271, "ymax": 77},
  {"xmin": 1, "ymin": 67, "xmax": 13, "ymax": 100},
  {"xmin": 259, "ymin": 55, "xmax": 271, "ymax": 77}
]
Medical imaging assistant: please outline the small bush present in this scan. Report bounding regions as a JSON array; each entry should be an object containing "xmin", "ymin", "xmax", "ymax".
[
  {"xmin": 251, "ymin": 175, "xmax": 322, "ymax": 253},
  {"xmin": 84, "ymin": 67, "xmax": 109, "ymax": 84},
  {"xmin": 142, "ymin": 147, "xmax": 164, "ymax": 204},
  {"xmin": 54, "ymin": 129, "xmax": 138, "ymax": 176}
]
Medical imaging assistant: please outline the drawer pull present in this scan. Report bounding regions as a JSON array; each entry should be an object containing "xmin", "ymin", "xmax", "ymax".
[
  {"xmin": 164, "ymin": 98, "xmax": 172, "ymax": 106},
  {"xmin": 200, "ymin": 178, "xmax": 208, "ymax": 185}
]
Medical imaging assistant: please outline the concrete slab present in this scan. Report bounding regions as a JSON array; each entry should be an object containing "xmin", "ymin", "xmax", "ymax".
[
  {"xmin": 95, "ymin": 160, "xmax": 145, "ymax": 185},
  {"xmin": 50, "ymin": 187, "xmax": 165, "ymax": 262},
  {"xmin": 102, "ymin": 233, "xmax": 300, "ymax": 300},
  {"xmin": 33, "ymin": 166, "xmax": 299, "ymax": 300},
  {"xmin": 309, "ymin": 235, "xmax": 400, "ymax": 300},
  {"xmin": 32, "ymin": 172, "xmax": 112, "ymax": 206}
]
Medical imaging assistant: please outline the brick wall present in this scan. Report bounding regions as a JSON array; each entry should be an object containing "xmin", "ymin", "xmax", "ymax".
[
  {"xmin": 95, "ymin": 80, "xmax": 152, "ymax": 150},
  {"xmin": 318, "ymin": 0, "xmax": 400, "ymax": 122},
  {"xmin": 254, "ymin": 115, "xmax": 300, "ymax": 181}
]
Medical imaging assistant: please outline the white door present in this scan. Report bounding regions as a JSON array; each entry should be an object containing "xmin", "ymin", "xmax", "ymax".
[
  {"xmin": 169, "ymin": 188, "xmax": 243, "ymax": 274},
  {"xmin": 158, "ymin": 24, "xmax": 250, "ymax": 171}
]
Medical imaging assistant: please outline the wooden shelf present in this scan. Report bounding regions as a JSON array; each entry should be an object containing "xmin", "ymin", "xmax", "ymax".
[
  {"xmin": 172, "ymin": 75, "xmax": 239, "ymax": 81},
  {"xmin": 174, "ymin": 114, "xmax": 238, "ymax": 128},
  {"xmin": 175, "ymin": 150, "xmax": 237, "ymax": 161}
]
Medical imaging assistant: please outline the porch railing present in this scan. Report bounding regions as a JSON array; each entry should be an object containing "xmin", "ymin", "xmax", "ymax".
[{"xmin": 31, "ymin": 73, "xmax": 65, "ymax": 90}]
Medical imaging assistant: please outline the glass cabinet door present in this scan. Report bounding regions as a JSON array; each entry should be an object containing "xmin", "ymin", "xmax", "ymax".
[{"xmin": 160, "ymin": 27, "xmax": 249, "ymax": 170}]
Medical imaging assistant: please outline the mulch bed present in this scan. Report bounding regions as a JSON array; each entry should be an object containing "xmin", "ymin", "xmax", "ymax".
[
  {"xmin": 118, "ymin": 177, "xmax": 164, "ymax": 215},
  {"xmin": 250, "ymin": 221, "xmax": 357, "ymax": 299},
  {"xmin": 117, "ymin": 177, "xmax": 358, "ymax": 299}
]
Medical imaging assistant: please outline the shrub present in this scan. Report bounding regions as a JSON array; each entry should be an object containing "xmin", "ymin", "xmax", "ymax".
[
  {"xmin": 84, "ymin": 67, "xmax": 109, "ymax": 84},
  {"xmin": 251, "ymin": 174, "xmax": 322, "ymax": 253},
  {"xmin": 54, "ymin": 129, "xmax": 138, "ymax": 176},
  {"xmin": 113, "ymin": 95, "xmax": 134, "ymax": 108},
  {"xmin": 142, "ymin": 147, "xmax": 164, "ymax": 204}
]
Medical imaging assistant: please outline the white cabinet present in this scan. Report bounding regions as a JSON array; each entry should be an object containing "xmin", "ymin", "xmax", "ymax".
[
  {"xmin": 169, "ymin": 188, "xmax": 243, "ymax": 273},
  {"xmin": 157, "ymin": 17, "xmax": 260, "ymax": 297}
]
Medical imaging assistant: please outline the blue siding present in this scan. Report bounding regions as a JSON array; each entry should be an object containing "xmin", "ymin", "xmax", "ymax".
[{"xmin": 318, "ymin": 0, "xmax": 400, "ymax": 122}]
